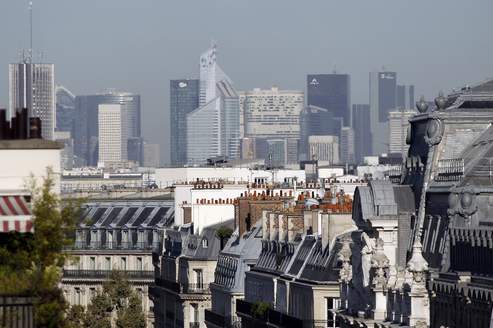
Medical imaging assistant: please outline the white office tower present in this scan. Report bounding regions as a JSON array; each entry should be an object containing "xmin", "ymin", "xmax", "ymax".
[
  {"xmin": 9, "ymin": 62, "xmax": 55, "ymax": 140},
  {"xmin": 340, "ymin": 127, "xmax": 355, "ymax": 164},
  {"xmin": 388, "ymin": 109, "xmax": 416, "ymax": 156},
  {"xmin": 241, "ymin": 87, "xmax": 304, "ymax": 140},
  {"xmin": 187, "ymin": 44, "xmax": 240, "ymax": 164},
  {"xmin": 308, "ymin": 135, "xmax": 340, "ymax": 165},
  {"xmin": 98, "ymin": 104, "xmax": 128, "ymax": 166}
]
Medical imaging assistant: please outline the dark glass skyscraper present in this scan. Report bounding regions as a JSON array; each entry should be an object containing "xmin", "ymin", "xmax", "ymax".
[
  {"xmin": 170, "ymin": 79, "xmax": 199, "ymax": 165},
  {"xmin": 55, "ymin": 85, "xmax": 76, "ymax": 133},
  {"xmin": 352, "ymin": 104, "xmax": 372, "ymax": 164},
  {"xmin": 73, "ymin": 92, "xmax": 141, "ymax": 166},
  {"xmin": 369, "ymin": 71, "xmax": 397, "ymax": 155},
  {"xmin": 396, "ymin": 84, "xmax": 415, "ymax": 109},
  {"xmin": 299, "ymin": 105, "xmax": 342, "ymax": 160},
  {"xmin": 306, "ymin": 74, "xmax": 351, "ymax": 126}
]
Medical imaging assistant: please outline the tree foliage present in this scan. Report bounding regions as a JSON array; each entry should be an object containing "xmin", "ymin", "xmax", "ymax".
[
  {"xmin": 0, "ymin": 168, "xmax": 82, "ymax": 327},
  {"xmin": 67, "ymin": 271, "xmax": 146, "ymax": 328}
]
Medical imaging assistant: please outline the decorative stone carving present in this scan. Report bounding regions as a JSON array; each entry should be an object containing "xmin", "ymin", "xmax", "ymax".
[
  {"xmin": 434, "ymin": 91, "xmax": 447, "ymax": 111},
  {"xmin": 447, "ymin": 186, "xmax": 478, "ymax": 223},
  {"xmin": 338, "ymin": 237, "xmax": 353, "ymax": 283},
  {"xmin": 407, "ymin": 241, "xmax": 428, "ymax": 287},
  {"xmin": 371, "ymin": 239, "xmax": 390, "ymax": 290},
  {"xmin": 424, "ymin": 118, "xmax": 444, "ymax": 146},
  {"xmin": 416, "ymin": 96, "xmax": 429, "ymax": 113}
]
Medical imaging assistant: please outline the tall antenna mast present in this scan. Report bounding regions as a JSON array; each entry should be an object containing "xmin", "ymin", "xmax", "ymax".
[{"xmin": 28, "ymin": 1, "xmax": 33, "ymax": 62}]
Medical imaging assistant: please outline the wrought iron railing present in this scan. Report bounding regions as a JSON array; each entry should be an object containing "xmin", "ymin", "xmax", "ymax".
[
  {"xmin": 435, "ymin": 158, "xmax": 464, "ymax": 182},
  {"xmin": 69, "ymin": 241, "xmax": 161, "ymax": 251},
  {"xmin": 155, "ymin": 278, "xmax": 210, "ymax": 294},
  {"xmin": 62, "ymin": 269, "xmax": 154, "ymax": 280}
]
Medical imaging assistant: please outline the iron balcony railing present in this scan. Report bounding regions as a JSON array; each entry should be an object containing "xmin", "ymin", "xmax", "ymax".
[
  {"xmin": 62, "ymin": 269, "xmax": 154, "ymax": 280},
  {"xmin": 155, "ymin": 278, "xmax": 210, "ymax": 294},
  {"xmin": 205, "ymin": 309, "xmax": 241, "ymax": 328},
  {"xmin": 69, "ymin": 241, "xmax": 162, "ymax": 251}
]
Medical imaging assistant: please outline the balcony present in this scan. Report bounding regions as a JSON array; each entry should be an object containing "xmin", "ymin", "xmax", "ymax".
[
  {"xmin": 155, "ymin": 278, "xmax": 210, "ymax": 294},
  {"xmin": 69, "ymin": 241, "xmax": 161, "ymax": 251},
  {"xmin": 236, "ymin": 299, "xmax": 303, "ymax": 328},
  {"xmin": 62, "ymin": 269, "xmax": 155, "ymax": 280},
  {"xmin": 205, "ymin": 309, "xmax": 241, "ymax": 328}
]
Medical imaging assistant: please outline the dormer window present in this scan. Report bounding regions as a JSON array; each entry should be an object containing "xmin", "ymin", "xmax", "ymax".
[{"xmin": 202, "ymin": 238, "xmax": 209, "ymax": 248}]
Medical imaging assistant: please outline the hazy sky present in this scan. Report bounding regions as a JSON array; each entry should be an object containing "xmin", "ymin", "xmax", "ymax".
[{"xmin": 1, "ymin": 0, "xmax": 492, "ymax": 163}]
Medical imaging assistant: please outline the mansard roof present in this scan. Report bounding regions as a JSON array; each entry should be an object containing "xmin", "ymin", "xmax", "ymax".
[
  {"xmin": 213, "ymin": 224, "xmax": 262, "ymax": 292},
  {"xmin": 78, "ymin": 200, "xmax": 174, "ymax": 230},
  {"xmin": 352, "ymin": 181, "xmax": 415, "ymax": 226}
]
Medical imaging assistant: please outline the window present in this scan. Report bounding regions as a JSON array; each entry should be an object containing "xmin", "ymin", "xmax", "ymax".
[
  {"xmin": 89, "ymin": 288, "xmax": 96, "ymax": 300},
  {"xmin": 89, "ymin": 257, "xmax": 96, "ymax": 270},
  {"xmin": 194, "ymin": 269, "xmax": 203, "ymax": 289},
  {"xmin": 190, "ymin": 303, "xmax": 199, "ymax": 323},
  {"xmin": 105, "ymin": 257, "xmax": 111, "ymax": 270},
  {"xmin": 75, "ymin": 288, "xmax": 81, "ymax": 305},
  {"xmin": 136, "ymin": 257, "xmax": 143, "ymax": 271},
  {"xmin": 202, "ymin": 238, "xmax": 208, "ymax": 248},
  {"xmin": 120, "ymin": 257, "xmax": 127, "ymax": 270},
  {"xmin": 327, "ymin": 297, "xmax": 341, "ymax": 328}
]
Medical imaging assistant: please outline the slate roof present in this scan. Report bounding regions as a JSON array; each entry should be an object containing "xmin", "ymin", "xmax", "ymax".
[
  {"xmin": 79, "ymin": 200, "xmax": 174, "ymax": 229},
  {"xmin": 213, "ymin": 224, "xmax": 263, "ymax": 292}
]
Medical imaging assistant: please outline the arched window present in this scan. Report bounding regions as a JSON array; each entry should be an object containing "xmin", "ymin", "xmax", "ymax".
[{"xmin": 202, "ymin": 238, "xmax": 208, "ymax": 248}]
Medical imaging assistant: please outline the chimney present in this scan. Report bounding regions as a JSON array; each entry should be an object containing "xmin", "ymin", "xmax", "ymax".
[
  {"xmin": 262, "ymin": 210, "xmax": 270, "ymax": 240},
  {"xmin": 304, "ymin": 210, "xmax": 313, "ymax": 235},
  {"xmin": 269, "ymin": 212, "xmax": 278, "ymax": 241},
  {"xmin": 321, "ymin": 212, "xmax": 330, "ymax": 249},
  {"xmin": 288, "ymin": 214, "xmax": 303, "ymax": 242},
  {"xmin": 278, "ymin": 214, "xmax": 287, "ymax": 242}
]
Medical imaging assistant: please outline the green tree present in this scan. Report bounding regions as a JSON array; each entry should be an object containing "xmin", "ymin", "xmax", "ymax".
[
  {"xmin": 75, "ymin": 271, "xmax": 146, "ymax": 328},
  {"xmin": 0, "ymin": 168, "xmax": 81, "ymax": 327},
  {"xmin": 216, "ymin": 225, "xmax": 233, "ymax": 249}
]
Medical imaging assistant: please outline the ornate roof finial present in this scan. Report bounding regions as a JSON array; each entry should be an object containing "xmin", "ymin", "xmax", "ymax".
[
  {"xmin": 416, "ymin": 96, "xmax": 429, "ymax": 113},
  {"xmin": 434, "ymin": 91, "xmax": 447, "ymax": 110}
]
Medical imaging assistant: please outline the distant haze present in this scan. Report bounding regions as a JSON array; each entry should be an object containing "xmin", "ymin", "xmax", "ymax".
[{"xmin": 1, "ymin": 0, "xmax": 492, "ymax": 163}]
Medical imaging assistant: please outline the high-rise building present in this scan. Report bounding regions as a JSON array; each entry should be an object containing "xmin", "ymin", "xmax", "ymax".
[
  {"xmin": 127, "ymin": 137, "xmax": 144, "ymax": 165},
  {"xmin": 98, "ymin": 104, "xmax": 127, "ymax": 166},
  {"xmin": 186, "ymin": 45, "xmax": 240, "ymax": 164},
  {"xmin": 74, "ymin": 92, "xmax": 140, "ymax": 166},
  {"xmin": 9, "ymin": 62, "xmax": 55, "ymax": 140},
  {"xmin": 306, "ymin": 73, "xmax": 351, "ymax": 126},
  {"xmin": 352, "ymin": 104, "xmax": 372, "ymax": 164},
  {"xmin": 340, "ymin": 127, "xmax": 355, "ymax": 164},
  {"xmin": 170, "ymin": 79, "xmax": 199, "ymax": 166},
  {"xmin": 241, "ymin": 87, "xmax": 304, "ymax": 140},
  {"xmin": 388, "ymin": 109, "xmax": 416, "ymax": 156},
  {"xmin": 299, "ymin": 105, "xmax": 343, "ymax": 160},
  {"xmin": 240, "ymin": 137, "xmax": 256, "ymax": 160},
  {"xmin": 55, "ymin": 85, "xmax": 76, "ymax": 133},
  {"xmin": 308, "ymin": 135, "xmax": 339, "ymax": 165},
  {"xmin": 369, "ymin": 71, "xmax": 397, "ymax": 155},
  {"xmin": 143, "ymin": 143, "xmax": 160, "ymax": 167},
  {"xmin": 396, "ymin": 85, "xmax": 415, "ymax": 110}
]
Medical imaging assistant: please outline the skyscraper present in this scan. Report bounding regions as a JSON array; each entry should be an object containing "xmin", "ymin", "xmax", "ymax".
[
  {"xmin": 241, "ymin": 87, "xmax": 304, "ymax": 140},
  {"xmin": 352, "ymin": 104, "xmax": 372, "ymax": 164},
  {"xmin": 340, "ymin": 127, "xmax": 355, "ymax": 164},
  {"xmin": 170, "ymin": 79, "xmax": 199, "ymax": 165},
  {"xmin": 55, "ymin": 85, "xmax": 76, "ymax": 133},
  {"xmin": 306, "ymin": 74, "xmax": 351, "ymax": 126},
  {"xmin": 9, "ymin": 61, "xmax": 55, "ymax": 140},
  {"xmin": 98, "ymin": 104, "xmax": 127, "ymax": 166},
  {"xmin": 73, "ymin": 92, "xmax": 140, "ymax": 166},
  {"xmin": 186, "ymin": 45, "xmax": 240, "ymax": 164},
  {"xmin": 396, "ymin": 84, "xmax": 415, "ymax": 109},
  {"xmin": 388, "ymin": 109, "xmax": 416, "ymax": 156},
  {"xmin": 308, "ymin": 135, "xmax": 339, "ymax": 165},
  {"xmin": 369, "ymin": 71, "xmax": 397, "ymax": 155},
  {"xmin": 299, "ymin": 105, "xmax": 342, "ymax": 160}
]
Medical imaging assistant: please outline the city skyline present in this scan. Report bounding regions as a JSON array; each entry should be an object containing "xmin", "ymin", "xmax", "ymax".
[{"xmin": 1, "ymin": 0, "xmax": 493, "ymax": 163}]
